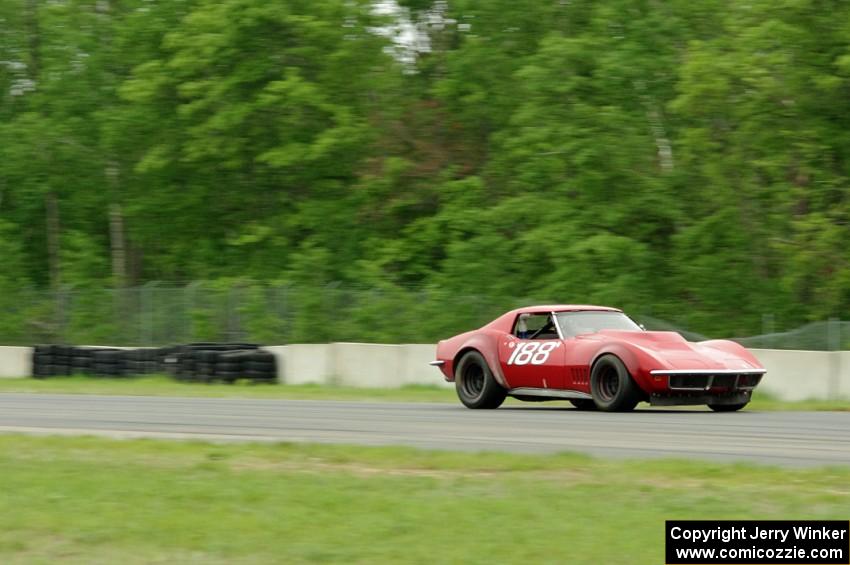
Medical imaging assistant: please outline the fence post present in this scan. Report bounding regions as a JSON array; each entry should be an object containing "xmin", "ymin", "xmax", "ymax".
[
  {"xmin": 141, "ymin": 282, "xmax": 158, "ymax": 346},
  {"xmin": 761, "ymin": 314, "xmax": 775, "ymax": 348},
  {"xmin": 828, "ymin": 317, "xmax": 840, "ymax": 400},
  {"xmin": 109, "ymin": 287, "xmax": 119, "ymax": 345},
  {"xmin": 185, "ymin": 281, "xmax": 202, "ymax": 343},
  {"xmin": 57, "ymin": 285, "xmax": 70, "ymax": 344},
  {"xmin": 325, "ymin": 282, "xmax": 340, "ymax": 342},
  {"xmin": 227, "ymin": 282, "xmax": 242, "ymax": 343},
  {"xmin": 277, "ymin": 283, "xmax": 290, "ymax": 344}
]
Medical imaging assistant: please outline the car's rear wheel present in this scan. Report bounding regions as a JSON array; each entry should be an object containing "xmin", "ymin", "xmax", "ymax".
[
  {"xmin": 569, "ymin": 399, "xmax": 597, "ymax": 411},
  {"xmin": 455, "ymin": 351, "xmax": 506, "ymax": 409},
  {"xmin": 708, "ymin": 402, "xmax": 748, "ymax": 412},
  {"xmin": 590, "ymin": 355, "xmax": 640, "ymax": 412}
]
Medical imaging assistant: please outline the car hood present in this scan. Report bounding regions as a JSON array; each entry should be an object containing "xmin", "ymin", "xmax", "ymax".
[{"xmin": 587, "ymin": 330, "xmax": 756, "ymax": 371}]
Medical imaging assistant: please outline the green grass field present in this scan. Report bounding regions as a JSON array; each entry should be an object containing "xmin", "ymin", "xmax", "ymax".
[
  {"xmin": 0, "ymin": 375, "xmax": 847, "ymax": 411},
  {"xmin": 0, "ymin": 435, "xmax": 847, "ymax": 564},
  {"xmin": 0, "ymin": 375, "xmax": 457, "ymax": 402}
]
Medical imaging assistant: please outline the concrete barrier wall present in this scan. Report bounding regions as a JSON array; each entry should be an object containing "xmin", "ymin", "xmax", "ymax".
[
  {"xmin": 1, "ymin": 344, "xmax": 848, "ymax": 400},
  {"xmin": 748, "ymin": 349, "xmax": 850, "ymax": 401},
  {"xmin": 840, "ymin": 352, "xmax": 850, "ymax": 399},
  {"xmin": 750, "ymin": 349, "xmax": 834, "ymax": 401},
  {"xmin": 0, "ymin": 347, "xmax": 32, "ymax": 378},
  {"xmin": 262, "ymin": 343, "xmax": 451, "ymax": 389},
  {"xmin": 335, "ymin": 343, "xmax": 451, "ymax": 388}
]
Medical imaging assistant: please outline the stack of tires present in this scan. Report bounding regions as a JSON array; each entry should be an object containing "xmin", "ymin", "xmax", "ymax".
[
  {"xmin": 123, "ymin": 348, "xmax": 162, "ymax": 376},
  {"xmin": 70, "ymin": 347, "xmax": 97, "ymax": 374},
  {"xmin": 217, "ymin": 349, "xmax": 277, "ymax": 383},
  {"xmin": 173, "ymin": 347, "xmax": 197, "ymax": 381},
  {"xmin": 192, "ymin": 348, "xmax": 221, "ymax": 382},
  {"xmin": 171, "ymin": 343, "xmax": 239, "ymax": 382},
  {"xmin": 31, "ymin": 342, "xmax": 278, "ymax": 384},
  {"xmin": 32, "ymin": 345, "xmax": 73, "ymax": 377},
  {"xmin": 91, "ymin": 349, "xmax": 128, "ymax": 377},
  {"xmin": 32, "ymin": 345, "xmax": 116, "ymax": 378},
  {"xmin": 170, "ymin": 343, "xmax": 276, "ymax": 383},
  {"xmin": 91, "ymin": 347, "xmax": 168, "ymax": 378}
]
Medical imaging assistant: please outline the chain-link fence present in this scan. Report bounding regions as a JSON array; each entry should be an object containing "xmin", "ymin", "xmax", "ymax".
[
  {"xmin": 0, "ymin": 281, "xmax": 846, "ymax": 349},
  {"xmin": 0, "ymin": 282, "xmax": 503, "ymax": 346}
]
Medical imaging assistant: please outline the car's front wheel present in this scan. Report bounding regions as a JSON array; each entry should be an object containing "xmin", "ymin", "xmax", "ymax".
[
  {"xmin": 708, "ymin": 402, "xmax": 748, "ymax": 412},
  {"xmin": 455, "ymin": 351, "xmax": 506, "ymax": 409},
  {"xmin": 590, "ymin": 354, "xmax": 641, "ymax": 412}
]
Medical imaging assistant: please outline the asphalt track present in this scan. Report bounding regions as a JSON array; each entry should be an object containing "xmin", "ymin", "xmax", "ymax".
[{"xmin": 0, "ymin": 393, "xmax": 847, "ymax": 467}]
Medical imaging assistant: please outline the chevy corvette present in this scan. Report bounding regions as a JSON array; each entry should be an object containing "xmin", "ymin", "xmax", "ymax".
[{"xmin": 430, "ymin": 305, "xmax": 765, "ymax": 411}]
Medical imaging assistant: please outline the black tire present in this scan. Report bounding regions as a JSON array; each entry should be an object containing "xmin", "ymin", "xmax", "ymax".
[
  {"xmin": 94, "ymin": 350, "xmax": 123, "ymax": 363},
  {"xmin": 46, "ymin": 364, "xmax": 68, "ymax": 376},
  {"xmin": 454, "ymin": 351, "xmax": 506, "ymax": 409},
  {"xmin": 246, "ymin": 361, "xmax": 275, "ymax": 372},
  {"xmin": 246, "ymin": 368, "xmax": 276, "ymax": 379},
  {"xmin": 708, "ymin": 402, "xmax": 748, "ymax": 412},
  {"xmin": 176, "ymin": 354, "xmax": 195, "ymax": 367},
  {"xmin": 590, "ymin": 355, "xmax": 641, "ymax": 412},
  {"xmin": 569, "ymin": 399, "xmax": 598, "ymax": 411},
  {"xmin": 32, "ymin": 355, "xmax": 52, "ymax": 372},
  {"xmin": 247, "ymin": 352, "xmax": 275, "ymax": 362},
  {"xmin": 93, "ymin": 363, "xmax": 118, "ymax": 376},
  {"xmin": 219, "ymin": 351, "xmax": 253, "ymax": 361},
  {"xmin": 34, "ymin": 344, "xmax": 55, "ymax": 356},
  {"xmin": 195, "ymin": 350, "xmax": 219, "ymax": 363}
]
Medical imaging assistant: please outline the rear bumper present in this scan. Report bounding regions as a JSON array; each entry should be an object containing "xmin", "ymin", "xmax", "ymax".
[{"xmin": 429, "ymin": 359, "xmax": 455, "ymax": 381}]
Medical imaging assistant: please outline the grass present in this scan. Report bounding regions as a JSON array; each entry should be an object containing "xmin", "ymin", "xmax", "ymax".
[
  {"xmin": 0, "ymin": 435, "xmax": 847, "ymax": 564},
  {"xmin": 748, "ymin": 392, "xmax": 850, "ymax": 411},
  {"xmin": 0, "ymin": 375, "xmax": 847, "ymax": 410},
  {"xmin": 0, "ymin": 375, "xmax": 457, "ymax": 403}
]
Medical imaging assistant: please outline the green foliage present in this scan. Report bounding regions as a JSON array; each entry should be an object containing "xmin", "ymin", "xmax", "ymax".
[{"xmin": 3, "ymin": 0, "xmax": 850, "ymax": 343}]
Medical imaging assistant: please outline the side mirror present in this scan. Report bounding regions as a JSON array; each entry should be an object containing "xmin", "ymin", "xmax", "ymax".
[{"xmin": 639, "ymin": 324, "xmax": 646, "ymax": 331}]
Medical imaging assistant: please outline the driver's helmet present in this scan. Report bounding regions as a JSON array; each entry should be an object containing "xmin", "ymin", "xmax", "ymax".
[{"xmin": 517, "ymin": 313, "xmax": 530, "ymax": 339}]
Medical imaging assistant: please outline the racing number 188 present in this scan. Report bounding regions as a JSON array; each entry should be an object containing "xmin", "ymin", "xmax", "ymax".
[{"xmin": 507, "ymin": 342, "xmax": 558, "ymax": 365}]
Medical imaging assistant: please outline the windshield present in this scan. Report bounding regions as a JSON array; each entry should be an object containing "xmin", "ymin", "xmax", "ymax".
[{"xmin": 555, "ymin": 311, "xmax": 641, "ymax": 338}]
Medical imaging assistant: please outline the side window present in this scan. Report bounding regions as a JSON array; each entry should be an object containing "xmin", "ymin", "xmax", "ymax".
[{"xmin": 513, "ymin": 314, "xmax": 551, "ymax": 339}]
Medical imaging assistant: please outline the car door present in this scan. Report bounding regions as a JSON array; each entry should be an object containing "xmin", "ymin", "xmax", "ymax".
[{"xmin": 498, "ymin": 313, "xmax": 566, "ymax": 389}]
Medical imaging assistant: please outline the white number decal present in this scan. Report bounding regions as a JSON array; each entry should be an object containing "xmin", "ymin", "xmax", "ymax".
[
  {"xmin": 507, "ymin": 342, "xmax": 559, "ymax": 366},
  {"xmin": 532, "ymin": 342, "xmax": 558, "ymax": 364},
  {"xmin": 512, "ymin": 343, "xmax": 536, "ymax": 365}
]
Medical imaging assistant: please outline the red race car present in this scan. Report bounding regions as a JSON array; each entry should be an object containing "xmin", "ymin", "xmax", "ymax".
[{"xmin": 431, "ymin": 305, "xmax": 765, "ymax": 412}]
